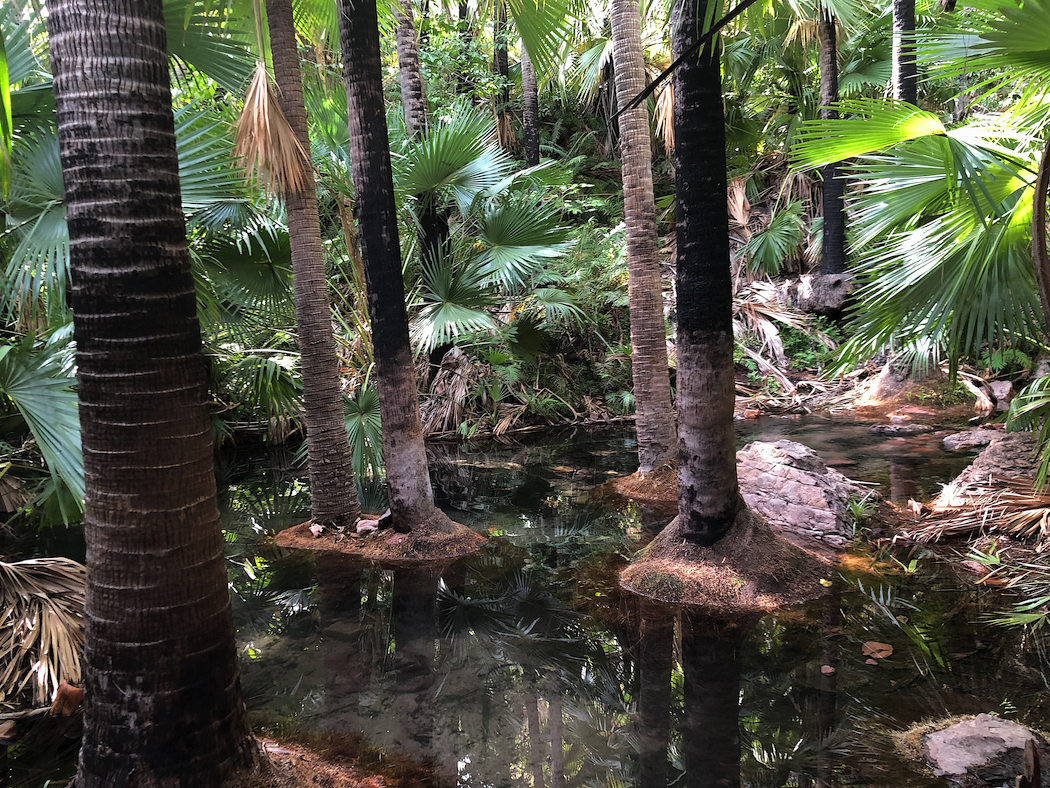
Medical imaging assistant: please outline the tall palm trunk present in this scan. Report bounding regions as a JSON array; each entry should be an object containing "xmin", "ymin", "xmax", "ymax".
[
  {"xmin": 892, "ymin": 0, "xmax": 917, "ymax": 104},
  {"xmin": 610, "ymin": 0, "xmax": 677, "ymax": 475},
  {"xmin": 46, "ymin": 0, "xmax": 258, "ymax": 783},
  {"xmin": 397, "ymin": 0, "xmax": 429, "ymax": 138},
  {"xmin": 672, "ymin": 0, "xmax": 740, "ymax": 544},
  {"xmin": 818, "ymin": 9, "xmax": 847, "ymax": 275},
  {"xmin": 494, "ymin": 0, "xmax": 512, "ymax": 147},
  {"xmin": 521, "ymin": 47, "xmax": 540, "ymax": 166},
  {"xmin": 267, "ymin": 0, "xmax": 361, "ymax": 529},
  {"xmin": 337, "ymin": 0, "xmax": 453, "ymax": 532},
  {"xmin": 456, "ymin": 0, "xmax": 475, "ymax": 97}
]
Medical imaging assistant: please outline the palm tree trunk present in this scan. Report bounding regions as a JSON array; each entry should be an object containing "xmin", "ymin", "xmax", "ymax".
[
  {"xmin": 397, "ymin": 0, "xmax": 429, "ymax": 138},
  {"xmin": 494, "ymin": 0, "xmax": 512, "ymax": 147},
  {"xmin": 818, "ymin": 9, "xmax": 847, "ymax": 275},
  {"xmin": 637, "ymin": 601, "xmax": 673, "ymax": 788},
  {"xmin": 456, "ymin": 0, "xmax": 475, "ymax": 97},
  {"xmin": 525, "ymin": 695, "xmax": 546, "ymax": 788},
  {"xmin": 1032, "ymin": 137, "xmax": 1050, "ymax": 329},
  {"xmin": 267, "ymin": 0, "xmax": 361, "ymax": 529},
  {"xmin": 892, "ymin": 0, "xmax": 917, "ymax": 104},
  {"xmin": 610, "ymin": 0, "xmax": 677, "ymax": 475},
  {"xmin": 337, "ymin": 0, "xmax": 452, "ymax": 532},
  {"xmin": 671, "ymin": 0, "xmax": 740, "ymax": 545},
  {"xmin": 46, "ymin": 0, "xmax": 258, "ymax": 783},
  {"xmin": 548, "ymin": 683, "xmax": 564, "ymax": 788},
  {"xmin": 521, "ymin": 47, "xmax": 540, "ymax": 166}
]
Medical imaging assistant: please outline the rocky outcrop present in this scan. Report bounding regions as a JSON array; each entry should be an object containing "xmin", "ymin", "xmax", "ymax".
[
  {"xmin": 942, "ymin": 428, "xmax": 1000, "ymax": 452},
  {"xmin": 924, "ymin": 714, "xmax": 1048, "ymax": 788},
  {"xmin": 738, "ymin": 440, "xmax": 876, "ymax": 548},
  {"xmin": 934, "ymin": 432, "xmax": 1039, "ymax": 508},
  {"xmin": 776, "ymin": 274, "xmax": 855, "ymax": 316}
]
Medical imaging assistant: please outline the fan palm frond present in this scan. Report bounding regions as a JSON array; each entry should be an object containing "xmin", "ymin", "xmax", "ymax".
[
  {"xmin": 0, "ymin": 557, "xmax": 85, "ymax": 707},
  {"xmin": 475, "ymin": 198, "xmax": 572, "ymax": 289},
  {"xmin": 344, "ymin": 382, "xmax": 383, "ymax": 478},
  {"xmin": 411, "ymin": 250, "xmax": 499, "ymax": 354},
  {"xmin": 163, "ymin": 0, "xmax": 255, "ymax": 94}
]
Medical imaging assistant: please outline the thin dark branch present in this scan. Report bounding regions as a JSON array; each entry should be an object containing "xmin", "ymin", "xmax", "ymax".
[{"xmin": 610, "ymin": 0, "xmax": 763, "ymax": 122}]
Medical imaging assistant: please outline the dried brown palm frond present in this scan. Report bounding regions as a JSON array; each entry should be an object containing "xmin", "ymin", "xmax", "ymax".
[
  {"xmin": 234, "ymin": 62, "xmax": 310, "ymax": 197},
  {"xmin": 421, "ymin": 347, "xmax": 479, "ymax": 434},
  {"xmin": 0, "ymin": 557, "xmax": 85, "ymax": 707},
  {"xmin": 654, "ymin": 82, "xmax": 674, "ymax": 153},
  {"xmin": 902, "ymin": 476, "xmax": 1050, "ymax": 551}
]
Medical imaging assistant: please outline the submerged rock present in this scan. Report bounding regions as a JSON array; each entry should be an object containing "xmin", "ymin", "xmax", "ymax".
[
  {"xmin": 943, "ymin": 429, "xmax": 1000, "ymax": 452},
  {"xmin": 923, "ymin": 713, "xmax": 1049, "ymax": 787},
  {"xmin": 934, "ymin": 432, "xmax": 1039, "ymax": 508},
  {"xmin": 869, "ymin": 423, "xmax": 935, "ymax": 435},
  {"xmin": 737, "ymin": 440, "xmax": 876, "ymax": 548}
]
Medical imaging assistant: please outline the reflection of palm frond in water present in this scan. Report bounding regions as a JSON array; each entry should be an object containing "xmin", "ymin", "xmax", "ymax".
[
  {"xmin": 902, "ymin": 476, "xmax": 1050, "ymax": 550},
  {"xmin": 0, "ymin": 558, "xmax": 84, "ymax": 707}
]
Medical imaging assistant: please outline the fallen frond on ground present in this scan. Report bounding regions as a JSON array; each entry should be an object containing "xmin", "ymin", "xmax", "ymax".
[
  {"xmin": 0, "ymin": 557, "xmax": 85, "ymax": 708},
  {"xmin": 901, "ymin": 476, "xmax": 1050, "ymax": 551}
]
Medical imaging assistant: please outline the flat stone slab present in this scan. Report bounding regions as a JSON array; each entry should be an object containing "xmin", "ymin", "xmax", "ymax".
[
  {"xmin": 869, "ymin": 423, "xmax": 935, "ymax": 435},
  {"xmin": 943, "ymin": 429, "xmax": 1000, "ymax": 452},
  {"xmin": 924, "ymin": 714, "xmax": 1049, "ymax": 787},
  {"xmin": 738, "ymin": 440, "xmax": 876, "ymax": 548},
  {"xmin": 934, "ymin": 432, "xmax": 1039, "ymax": 508}
]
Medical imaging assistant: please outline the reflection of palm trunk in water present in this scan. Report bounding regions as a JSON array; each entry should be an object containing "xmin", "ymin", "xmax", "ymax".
[
  {"xmin": 682, "ymin": 612, "xmax": 756, "ymax": 788},
  {"xmin": 316, "ymin": 554, "xmax": 368, "ymax": 728},
  {"xmin": 549, "ymin": 679, "xmax": 565, "ymax": 788},
  {"xmin": 888, "ymin": 456, "xmax": 919, "ymax": 506},
  {"xmin": 637, "ymin": 600, "xmax": 674, "ymax": 788},
  {"xmin": 391, "ymin": 566, "xmax": 441, "ymax": 765},
  {"xmin": 525, "ymin": 695, "xmax": 546, "ymax": 788},
  {"xmin": 817, "ymin": 582, "xmax": 842, "ymax": 788}
]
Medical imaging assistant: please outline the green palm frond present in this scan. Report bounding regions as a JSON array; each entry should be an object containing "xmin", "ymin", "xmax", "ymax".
[
  {"xmin": 921, "ymin": 0, "xmax": 1050, "ymax": 101},
  {"xmin": 739, "ymin": 201, "xmax": 805, "ymax": 275},
  {"xmin": 1007, "ymin": 376, "xmax": 1050, "ymax": 488},
  {"xmin": 531, "ymin": 286, "xmax": 585, "ymax": 326},
  {"xmin": 0, "ymin": 336, "xmax": 84, "ymax": 515},
  {"xmin": 475, "ymin": 198, "xmax": 572, "ymax": 289},
  {"xmin": 227, "ymin": 353, "xmax": 303, "ymax": 442},
  {"xmin": 411, "ymin": 250, "xmax": 499, "ymax": 353},
  {"xmin": 0, "ymin": 30, "xmax": 11, "ymax": 199},
  {"xmin": 508, "ymin": 0, "xmax": 573, "ymax": 77},
  {"xmin": 0, "ymin": 557, "xmax": 85, "ymax": 706},
  {"xmin": 344, "ymin": 382, "xmax": 383, "ymax": 478},
  {"xmin": 164, "ymin": 0, "xmax": 255, "ymax": 94},
  {"xmin": 790, "ymin": 99, "xmax": 947, "ymax": 170}
]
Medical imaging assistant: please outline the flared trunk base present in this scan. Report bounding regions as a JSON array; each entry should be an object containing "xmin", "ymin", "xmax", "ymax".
[{"xmin": 620, "ymin": 507, "xmax": 827, "ymax": 612}]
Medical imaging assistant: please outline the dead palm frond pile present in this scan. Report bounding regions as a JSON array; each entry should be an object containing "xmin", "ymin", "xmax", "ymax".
[
  {"xmin": 901, "ymin": 476, "xmax": 1050, "ymax": 551},
  {"xmin": 0, "ymin": 557, "xmax": 85, "ymax": 708}
]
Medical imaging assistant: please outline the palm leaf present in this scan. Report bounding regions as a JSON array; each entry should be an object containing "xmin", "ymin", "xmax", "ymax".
[
  {"xmin": 0, "ymin": 557, "xmax": 85, "ymax": 706},
  {"xmin": 344, "ymin": 382, "xmax": 384, "ymax": 478},
  {"xmin": 411, "ymin": 247, "xmax": 498, "ymax": 353},
  {"xmin": 0, "ymin": 336, "xmax": 83, "ymax": 514},
  {"xmin": 508, "ymin": 0, "xmax": 573, "ymax": 78},
  {"xmin": 475, "ymin": 198, "xmax": 572, "ymax": 289},
  {"xmin": 164, "ymin": 0, "xmax": 255, "ymax": 94}
]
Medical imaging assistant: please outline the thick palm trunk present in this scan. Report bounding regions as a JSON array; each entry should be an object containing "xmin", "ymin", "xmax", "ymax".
[
  {"xmin": 397, "ymin": 0, "xmax": 429, "ymax": 138},
  {"xmin": 268, "ymin": 0, "xmax": 361, "ymax": 529},
  {"xmin": 494, "ymin": 0, "xmax": 512, "ymax": 147},
  {"xmin": 456, "ymin": 1, "xmax": 475, "ymax": 97},
  {"xmin": 672, "ymin": 0, "xmax": 740, "ymax": 544},
  {"xmin": 892, "ymin": 0, "xmax": 917, "ymax": 104},
  {"xmin": 521, "ymin": 47, "xmax": 540, "ymax": 166},
  {"xmin": 637, "ymin": 601, "xmax": 673, "ymax": 787},
  {"xmin": 46, "ymin": 0, "xmax": 258, "ymax": 784},
  {"xmin": 337, "ymin": 0, "xmax": 449, "ymax": 531},
  {"xmin": 610, "ymin": 0, "xmax": 677, "ymax": 475},
  {"xmin": 818, "ymin": 10, "xmax": 847, "ymax": 275}
]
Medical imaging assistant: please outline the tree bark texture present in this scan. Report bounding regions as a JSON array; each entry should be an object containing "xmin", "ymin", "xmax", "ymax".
[
  {"xmin": 456, "ymin": 0, "xmax": 475, "ymax": 98},
  {"xmin": 1033, "ymin": 137, "xmax": 1050, "ymax": 331},
  {"xmin": 891, "ymin": 0, "xmax": 917, "ymax": 105},
  {"xmin": 46, "ymin": 0, "xmax": 258, "ymax": 784},
  {"xmin": 818, "ymin": 10, "xmax": 847, "ymax": 275},
  {"xmin": 672, "ymin": 0, "xmax": 741, "ymax": 545},
  {"xmin": 494, "ymin": 0, "xmax": 512, "ymax": 146},
  {"xmin": 268, "ymin": 0, "xmax": 361, "ymax": 529},
  {"xmin": 396, "ymin": 0, "xmax": 429, "ymax": 139},
  {"xmin": 337, "ymin": 0, "xmax": 444, "ymax": 529},
  {"xmin": 610, "ymin": 0, "xmax": 677, "ymax": 475},
  {"xmin": 521, "ymin": 47, "xmax": 540, "ymax": 167},
  {"xmin": 525, "ymin": 696, "xmax": 546, "ymax": 788}
]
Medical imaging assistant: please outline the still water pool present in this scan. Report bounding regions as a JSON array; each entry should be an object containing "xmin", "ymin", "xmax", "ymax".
[{"xmin": 11, "ymin": 417, "xmax": 1050, "ymax": 787}]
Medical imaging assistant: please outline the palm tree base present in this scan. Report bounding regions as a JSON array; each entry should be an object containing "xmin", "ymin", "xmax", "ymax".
[
  {"xmin": 275, "ymin": 514, "xmax": 486, "ymax": 566},
  {"xmin": 609, "ymin": 462, "xmax": 678, "ymax": 506},
  {"xmin": 620, "ymin": 507, "xmax": 828, "ymax": 612}
]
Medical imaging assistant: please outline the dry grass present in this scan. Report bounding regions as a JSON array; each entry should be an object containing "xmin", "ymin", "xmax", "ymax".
[
  {"xmin": 901, "ymin": 476, "xmax": 1050, "ymax": 551},
  {"xmin": 0, "ymin": 557, "xmax": 85, "ymax": 707},
  {"xmin": 234, "ymin": 62, "xmax": 310, "ymax": 197}
]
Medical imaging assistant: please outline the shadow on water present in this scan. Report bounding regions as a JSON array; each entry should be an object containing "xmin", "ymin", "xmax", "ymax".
[{"xmin": 5, "ymin": 417, "xmax": 1047, "ymax": 786}]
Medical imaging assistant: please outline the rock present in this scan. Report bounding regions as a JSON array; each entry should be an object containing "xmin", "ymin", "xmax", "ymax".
[
  {"xmin": 934, "ymin": 432, "xmax": 1040, "ymax": 508},
  {"xmin": 737, "ymin": 440, "xmax": 877, "ymax": 547},
  {"xmin": 943, "ymin": 429, "xmax": 1000, "ymax": 452},
  {"xmin": 869, "ymin": 423, "xmax": 935, "ymax": 435},
  {"xmin": 796, "ymin": 273, "xmax": 856, "ymax": 316},
  {"xmin": 924, "ymin": 714, "xmax": 1050, "ymax": 787},
  {"xmin": 989, "ymin": 380, "xmax": 1014, "ymax": 412}
]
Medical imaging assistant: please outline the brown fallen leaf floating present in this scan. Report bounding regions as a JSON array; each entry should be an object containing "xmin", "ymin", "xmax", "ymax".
[
  {"xmin": 865, "ymin": 658, "xmax": 878, "ymax": 666},
  {"xmin": 862, "ymin": 641, "xmax": 893, "ymax": 659},
  {"xmin": 820, "ymin": 665, "xmax": 836, "ymax": 676}
]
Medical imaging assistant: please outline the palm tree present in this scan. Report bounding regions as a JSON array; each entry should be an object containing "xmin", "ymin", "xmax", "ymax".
[
  {"xmin": 264, "ymin": 0, "xmax": 362, "ymax": 530},
  {"xmin": 609, "ymin": 0, "xmax": 677, "ymax": 476},
  {"xmin": 46, "ymin": 0, "xmax": 258, "ymax": 782},
  {"xmin": 817, "ymin": 7, "xmax": 847, "ymax": 275},
  {"xmin": 336, "ymin": 0, "xmax": 483, "ymax": 548},
  {"xmin": 521, "ymin": 46, "xmax": 540, "ymax": 165},
  {"xmin": 892, "ymin": 0, "xmax": 917, "ymax": 103},
  {"xmin": 397, "ymin": 0, "xmax": 430, "ymax": 138}
]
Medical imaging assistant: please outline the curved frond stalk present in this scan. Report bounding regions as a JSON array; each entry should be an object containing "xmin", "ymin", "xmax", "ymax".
[
  {"xmin": 234, "ymin": 61, "xmax": 310, "ymax": 196},
  {"xmin": 0, "ymin": 557, "xmax": 85, "ymax": 706}
]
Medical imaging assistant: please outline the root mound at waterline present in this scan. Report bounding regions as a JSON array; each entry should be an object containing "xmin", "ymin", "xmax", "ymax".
[
  {"xmin": 620, "ymin": 506, "xmax": 828, "ymax": 612},
  {"xmin": 610, "ymin": 464, "xmax": 677, "ymax": 505},
  {"xmin": 274, "ymin": 511, "xmax": 485, "ymax": 566}
]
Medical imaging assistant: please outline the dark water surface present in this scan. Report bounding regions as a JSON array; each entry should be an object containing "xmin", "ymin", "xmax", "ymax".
[{"xmin": 10, "ymin": 417, "xmax": 1050, "ymax": 787}]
